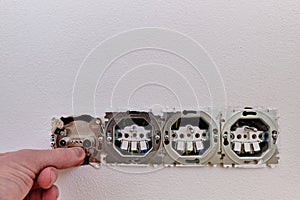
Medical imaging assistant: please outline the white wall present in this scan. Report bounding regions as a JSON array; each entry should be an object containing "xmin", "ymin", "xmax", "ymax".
[{"xmin": 1, "ymin": 1, "xmax": 300, "ymax": 199}]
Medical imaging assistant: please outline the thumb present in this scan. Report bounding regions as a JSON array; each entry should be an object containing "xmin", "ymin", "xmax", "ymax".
[{"xmin": 14, "ymin": 148, "xmax": 85, "ymax": 172}]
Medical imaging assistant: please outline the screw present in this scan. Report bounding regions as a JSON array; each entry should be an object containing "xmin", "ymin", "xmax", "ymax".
[
  {"xmin": 223, "ymin": 133, "xmax": 228, "ymax": 139},
  {"xmin": 107, "ymin": 136, "xmax": 112, "ymax": 142},
  {"xmin": 98, "ymin": 136, "xmax": 103, "ymax": 142},
  {"xmin": 213, "ymin": 129, "xmax": 218, "ymax": 134},
  {"xmin": 188, "ymin": 126, "xmax": 194, "ymax": 133},
  {"xmin": 272, "ymin": 130, "xmax": 278, "ymax": 139},
  {"xmin": 95, "ymin": 119, "xmax": 101, "ymax": 125},
  {"xmin": 156, "ymin": 135, "xmax": 161, "ymax": 140}
]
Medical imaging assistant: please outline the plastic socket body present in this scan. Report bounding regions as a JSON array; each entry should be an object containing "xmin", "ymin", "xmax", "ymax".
[{"xmin": 221, "ymin": 108, "xmax": 279, "ymax": 167}]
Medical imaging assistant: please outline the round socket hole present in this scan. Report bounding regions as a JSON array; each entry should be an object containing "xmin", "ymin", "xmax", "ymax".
[
  {"xmin": 202, "ymin": 132, "xmax": 207, "ymax": 138},
  {"xmin": 83, "ymin": 139, "xmax": 92, "ymax": 148},
  {"xmin": 124, "ymin": 133, "xmax": 129, "ymax": 138},
  {"xmin": 133, "ymin": 133, "xmax": 137, "ymax": 137},
  {"xmin": 243, "ymin": 134, "xmax": 247, "ymax": 139},
  {"xmin": 140, "ymin": 133, "xmax": 144, "ymax": 138},
  {"xmin": 230, "ymin": 134, "xmax": 234, "ymax": 139},
  {"xmin": 59, "ymin": 140, "xmax": 67, "ymax": 147},
  {"xmin": 118, "ymin": 132, "xmax": 122, "ymax": 138},
  {"xmin": 237, "ymin": 134, "xmax": 242, "ymax": 139},
  {"xmin": 180, "ymin": 134, "xmax": 185, "ymax": 139},
  {"xmin": 172, "ymin": 133, "xmax": 177, "ymax": 138},
  {"xmin": 252, "ymin": 134, "xmax": 257, "ymax": 139},
  {"xmin": 223, "ymin": 131, "xmax": 229, "ymax": 145},
  {"xmin": 224, "ymin": 139, "xmax": 229, "ymax": 146},
  {"xmin": 195, "ymin": 133, "xmax": 200, "ymax": 138}
]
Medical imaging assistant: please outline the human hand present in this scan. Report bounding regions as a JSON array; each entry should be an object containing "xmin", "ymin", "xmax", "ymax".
[{"xmin": 0, "ymin": 148, "xmax": 85, "ymax": 200}]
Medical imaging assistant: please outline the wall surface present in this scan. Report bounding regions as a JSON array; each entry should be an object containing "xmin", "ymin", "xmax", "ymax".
[{"xmin": 1, "ymin": 1, "xmax": 300, "ymax": 200}]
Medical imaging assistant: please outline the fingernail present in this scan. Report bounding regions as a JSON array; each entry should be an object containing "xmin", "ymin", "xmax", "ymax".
[
  {"xmin": 73, "ymin": 148, "xmax": 84, "ymax": 158},
  {"xmin": 50, "ymin": 169, "xmax": 55, "ymax": 183}
]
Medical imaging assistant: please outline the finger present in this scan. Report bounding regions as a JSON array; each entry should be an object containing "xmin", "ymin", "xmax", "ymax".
[
  {"xmin": 26, "ymin": 185, "xmax": 59, "ymax": 200},
  {"xmin": 26, "ymin": 188, "xmax": 43, "ymax": 200},
  {"xmin": 16, "ymin": 148, "xmax": 85, "ymax": 172},
  {"xmin": 42, "ymin": 185, "xmax": 59, "ymax": 200},
  {"xmin": 33, "ymin": 167, "xmax": 58, "ymax": 189}
]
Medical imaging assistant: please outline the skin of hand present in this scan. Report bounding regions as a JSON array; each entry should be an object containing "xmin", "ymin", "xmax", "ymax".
[{"xmin": 0, "ymin": 148, "xmax": 85, "ymax": 200}]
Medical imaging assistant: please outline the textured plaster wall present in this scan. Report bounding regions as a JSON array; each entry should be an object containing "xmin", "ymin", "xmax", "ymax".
[{"xmin": 1, "ymin": 1, "xmax": 300, "ymax": 200}]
